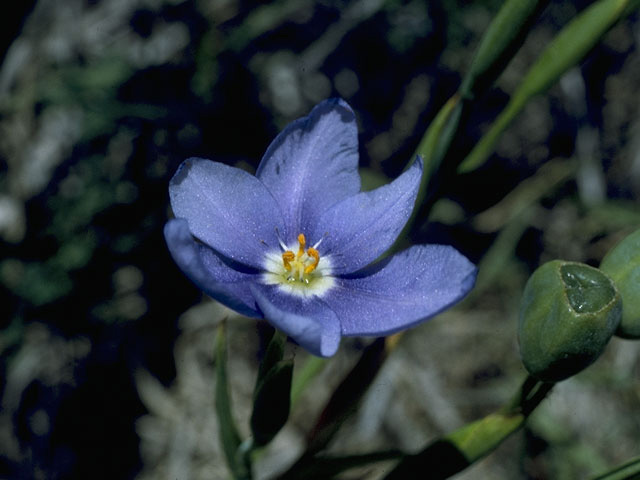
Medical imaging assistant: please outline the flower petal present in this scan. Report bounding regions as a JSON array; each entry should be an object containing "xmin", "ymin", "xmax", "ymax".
[
  {"xmin": 311, "ymin": 157, "xmax": 422, "ymax": 274},
  {"xmin": 326, "ymin": 245, "xmax": 477, "ymax": 336},
  {"xmin": 256, "ymin": 98, "xmax": 360, "ymax": 243},
  {"xmin": 164, "ymin": 219, "xmax": 261, "ymax": 318},
  {"xmin": 250, "ymin": 283, "xmax": 341, "ymax": 357},
  {"xmin": 169, "ymin": 158, "xmax": 286, "ymax": 268}
]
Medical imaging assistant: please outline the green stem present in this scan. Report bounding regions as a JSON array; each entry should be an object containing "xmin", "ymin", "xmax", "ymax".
[
  {"xmin": 446, "ymin": 376, "xmax": 553, "ymax": 464},
  {"xmin": 383, "ymin": 375, "xmax": 554, "ymax": 479}
]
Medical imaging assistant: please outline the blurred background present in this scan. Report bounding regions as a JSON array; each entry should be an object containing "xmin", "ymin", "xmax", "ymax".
[{"xmin": 0, "ymin": 0, "xmax": 639, "ymax": 479}]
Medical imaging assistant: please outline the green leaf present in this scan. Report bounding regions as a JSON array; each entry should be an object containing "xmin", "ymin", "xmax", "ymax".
[
  {"xmin": 382, "ymin": 412, "xmax": 528, "ymax": 480},
  {"xmin": 391, "ymin": 95, "xmax": 463, "ymax": 252},
  {"xmin": 254, "ymin": 329, "xmax": 286, "ymax": 396},
  {"xmin": 249, "ymin": 329, "xmax": 293, "ymax": 447},
  {"xmin": 276, "ymin": 450, "xmax": 403, "ymax": 480},
  {"xmin": 383, "ymin": 376, "xmax": 554, "ymax": 480},
  {"xmin": 415, "ymin": 95, "xmax": 464, "ymax": 199},
  {"xmin": 460, "ymin": 0, "xmax": 550, "ymax": 97},
  {"xmin": 214, "ymin": 321, "xmax": 246, "ymax": 478},
  {"xmin": 395, "ymin": 0, "xmax": 549, "ymax": 244},
  {"xmin": 459, "ymin": 0, "xmax": 640, "ymax": 173},
  {"xmin": 250, "ymin": 359, "xmax": 293, "ymax": 446}
]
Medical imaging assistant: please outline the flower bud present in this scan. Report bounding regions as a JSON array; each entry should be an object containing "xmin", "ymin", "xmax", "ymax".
[
  {"xmin": 600, "ymin": 228, "xmax": 640, "ymax": 339},
  {"xmin": 518, "ymin": 260, "xmax": 621, "ymax": 382}
]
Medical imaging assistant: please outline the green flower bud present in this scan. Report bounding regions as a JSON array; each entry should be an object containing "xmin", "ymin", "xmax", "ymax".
[
  {"xmin": 600, "ymin": 228, "xmax": 640, "ymax": 339},
  {"xmin": 518, "ymin": 260, "xmax": 621, "ymax": 382}
]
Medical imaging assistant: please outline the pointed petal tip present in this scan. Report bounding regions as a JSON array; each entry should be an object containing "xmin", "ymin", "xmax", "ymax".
[
  {"xmin": 163, "ymin": 217, "xmax": 191, "ymax": 252},
  {"xmin": 312, "ymin": 149, "xmax": 424, "ymax": 273},
  {"xmin": 256, "ymin": 98, "xmax": 361, "ymax": 240},
  {"xmin": 318, "ymin": 325, "xmax": 341, "ymax": 357},
  {"xmin": 329, "ymin": 244, "xmax": 478, "ymax": 337},
  {"xmin": 168, "ymin": 157, "xmax": 206, "ymax": 188},
  {"xmin": 432, "ymin": 244, "xmax": 478, "ymax": 300},
  {"xmin": 461, "ymin": 257, "xmax": 478, "ymax": 294},
  {"xmin": 313, "ymin": 97, "xmax": 355, "ymax": 122}
]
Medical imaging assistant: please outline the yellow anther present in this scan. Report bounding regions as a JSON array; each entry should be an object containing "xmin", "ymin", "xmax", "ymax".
[
  {"xmin": 280, "ymin": 233, "xmax": 322, "ymax": 282},
  {"xmin": 304, "ymin": 247, "xmax": 320, "ymax": 274},
  {"xmin": 282, "ymin": 251, "xmax": 295, "ymax": 271},
  {"xmin": 297, "ymin": 233, "xmax": 306, "ymax": 258}
]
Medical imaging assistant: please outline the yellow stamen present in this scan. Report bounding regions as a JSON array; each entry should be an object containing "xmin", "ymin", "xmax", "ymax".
[
  {"xmin": 280, "ymin": 233, "xmax": 322, "ymax": 282},
  {"xmin": 297, "ymin": 233, "xmax": 306, "ymax": 258},
  {"xmin": 282, "ymin": 251, "xmax": 295, "ymax": 271},
  {"xmin": 304, "ymin": 247, "xmax": 319, "ymax": 274}
]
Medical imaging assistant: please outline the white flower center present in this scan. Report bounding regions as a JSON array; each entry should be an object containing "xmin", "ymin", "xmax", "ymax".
[{"xmin": 262, "ymin": 233, "xmax": 335, "ymax": 298}]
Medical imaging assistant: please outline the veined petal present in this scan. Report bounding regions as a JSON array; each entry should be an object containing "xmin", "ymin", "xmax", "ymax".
[
  {"xmin": 250, "ymin": 283, "xmax": 341, "ymax": 357},
  {"xmin": 311, "ymin": 158, "xmax": 422, "ymax": 274},
  {"xmin": 164, "ymin": 219, "xmax": 260, "ymax": 318},
  {"xmin": 256, "ymin": 98, "xmax": 360, "ymax": 242},
  {"xmin": 326, "ymin": 245, "xmax": 476, "ymax": 336},
  {"xmin": 169, "ymin": 158, "xmax": 285, "ymax": 268}
]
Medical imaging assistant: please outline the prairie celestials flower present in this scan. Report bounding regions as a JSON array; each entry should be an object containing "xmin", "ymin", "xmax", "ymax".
[{"xmin": 164, "ymin": 99, "xmax": 476, "ymax": 357}]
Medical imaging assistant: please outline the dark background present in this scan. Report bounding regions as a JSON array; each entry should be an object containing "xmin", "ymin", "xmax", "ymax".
[{"xmin": 1, "ymin": 1, "xmax": 639, "ymax": 479}]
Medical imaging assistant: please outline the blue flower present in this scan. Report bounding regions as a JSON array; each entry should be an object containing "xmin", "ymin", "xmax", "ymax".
[{"xmin": 164, "ymin": 99, "xmax": 476, "ymax": 357}]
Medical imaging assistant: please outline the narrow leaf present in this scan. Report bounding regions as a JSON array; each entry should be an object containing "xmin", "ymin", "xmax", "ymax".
[
  {"xmin": 276, "ymin": 450, "xmax": 403, "ymax": 480},
  {"xmin": 391, "ymin": 95, "xmax": 462, "ymax": 252},
  {"xmin": 254, "ymin": 328, "xmax": 286, "ymax": 397},
  {"xmin": 459, "ymin": 0, "xmax": 639, "ymax": 173},
  {"xmin": 460, "ymin": 0, "xmax": 550, "ymax": 97},
  {"xmin": 383, "ymin": 376, "xmax": 554, "ymax": 479},
  {"xmin": 396, "ymin": 1, "xmax": 548, "ymax": 244},
  {"xmin": 250, "ymin": 359, "xmax": 294, "ymax": 446}
]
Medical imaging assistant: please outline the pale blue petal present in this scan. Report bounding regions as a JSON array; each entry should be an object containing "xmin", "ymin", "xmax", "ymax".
[
  {"xmin": 169, "ymin": 158, "xmax": 285, "ymax": 268},
  {"xmin": 250, "ymin": 284, "xmax": 341, "ymax": 357},
  {"xmin": 256, "ymin": 98, "xmax": 360, "ymax": 243},
  {"xmin": 311, "ymin": 158, "xmax": 422, "ymax": 274},
  {"xmin": 326, "ymin": 245, "xmax": 476, "ymax": 336},
  {"xmin": 164, "ymin": 219, "xmax": 260, "ymax": 318}
]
